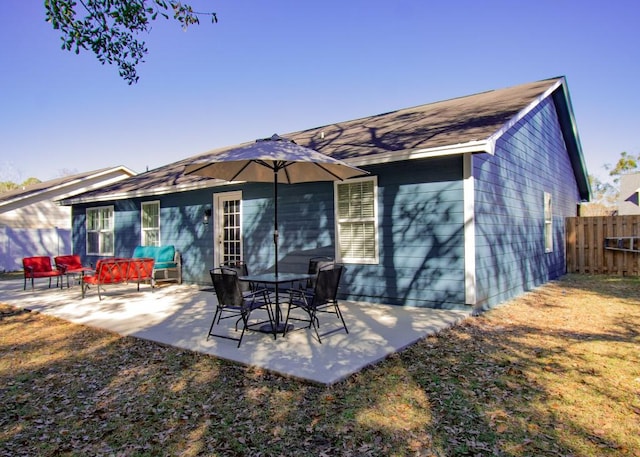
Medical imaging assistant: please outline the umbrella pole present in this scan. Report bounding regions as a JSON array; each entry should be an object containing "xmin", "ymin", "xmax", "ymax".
[{"xmin": 273, "ymin": 170, "xmax": 279, "ymax": 277}]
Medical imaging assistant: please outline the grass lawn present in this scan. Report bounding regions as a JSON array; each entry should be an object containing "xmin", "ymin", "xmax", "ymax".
[{"xmin": 1, "ymin": 274, "xmax": 639, "ymax": 456}]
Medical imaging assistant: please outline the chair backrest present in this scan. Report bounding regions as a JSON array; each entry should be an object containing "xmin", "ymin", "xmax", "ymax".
[
  {"xmin": 127, "ymin": 258, "xmax": 155, "ymax": 281},
  {"xmin": 54, "ymin": 255, "xmax": 83, "ymax": 272},
  {"xmin": 312, "ymin": 264, "xmax": 344, "ymax": 306},
  {"xmin": 210, "ymin": 267, "xmax": 244, "ymax": 307},
  {"xmin": 306, "ymin": 256, "xmax": 334, "ymax": 289},
  {"xmin": 221, "ymin": 261, "xmax": 250, "ymax": 292},
  {"xmin": 95, "ymin": 259, "xmax": 127, "ymax": 284},
  {"xmin": 23, "ymin": 256, "xmax": 54, "ymax": 275}
]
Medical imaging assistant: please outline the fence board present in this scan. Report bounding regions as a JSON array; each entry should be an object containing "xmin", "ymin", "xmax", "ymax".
[{"xmin": 566, "ymin": 216, "xmax": 640, "ymax": 275}]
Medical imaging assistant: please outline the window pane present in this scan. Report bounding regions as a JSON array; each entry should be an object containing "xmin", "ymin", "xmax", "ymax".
[
  {"xmin": 144, "ymin": 230, "xmax": 159, "ymax": 246},
  {"xmin": 142, "ymin": 203, "xmax": 159, "ymax": 229},
  {"xmin": 544, "ymin": 192, "xmax": 553, "ymax": 252},
  {"xmin": 336, "ymin": 178, "xmax": 377, "ymax": 263},
  {"xmin": 87, "ymin": 207, "xmax": 114, "ymax": 255},
  {"xmin": 87, "ymin": 232, "xmax": 99, "ymax": 254},
  {"xmin": 87, "ymin": 210, "xmax": 98, "ymax": 230},
  {"xmin": 141, "ymin": 202, "xmax": 160, "ymax": 246},
  {"xmin": 100, "ymin": 208, "xmax": 112, "ymax": 230},
  {"xmin": 101, "ymin": 232, "xmax": 114, "ymax": 254}
]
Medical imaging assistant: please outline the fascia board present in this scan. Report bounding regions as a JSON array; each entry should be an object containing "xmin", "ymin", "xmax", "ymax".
[
  {"xmin": 345, "ymin": 140, "xmax": 493, "ymax": 167},
  {"xmin": 1, "ymin": 168, "xmax": 136, "ymax": 209},
  {"xmin": 58, "ymin": 179, "xmax": 231, "ymax": 205},
  {"xmin": 485, "ymin": 78, "xmax": 564, "ymax": 149}
]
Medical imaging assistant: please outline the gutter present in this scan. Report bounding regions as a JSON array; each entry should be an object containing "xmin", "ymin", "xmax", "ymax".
[{"xmin": 58, "ymin": 179, "xmax": 232, "ymax": 205}]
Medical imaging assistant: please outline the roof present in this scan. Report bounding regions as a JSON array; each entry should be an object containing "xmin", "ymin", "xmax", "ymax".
[
  {"xmin": 0, "ymin": 166, "xmax": 137, "ymax": 211},
  {"xmin": 60, "ymin": 77, "xmax": 591, "ymax": 204}
]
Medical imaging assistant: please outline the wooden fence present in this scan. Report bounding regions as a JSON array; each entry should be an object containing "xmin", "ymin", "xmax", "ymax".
[{"xmin": 566, "ymin": 216, "xmax": 640, "ymax": 275}]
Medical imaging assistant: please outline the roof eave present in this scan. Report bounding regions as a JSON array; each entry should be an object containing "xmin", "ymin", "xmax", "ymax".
[
  {"xmin": 1, "ymin": 166, "xmax": 137, "ymax": 209},
  {"xmin": 346, "ymin": 140, "xmax": 493, "ymax": 167},
  {"xmin": 552, "ymin": 81, "xmax": 592, "ymax": 201},
  {"xmin": 58, "ymin": 179, "xmax": 231, "ymax": 205}
]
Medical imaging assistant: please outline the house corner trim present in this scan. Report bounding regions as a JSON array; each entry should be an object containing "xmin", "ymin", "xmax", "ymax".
[{"xmin": 463, "ymin": 153, "xmax": 476, "ymax": 306}]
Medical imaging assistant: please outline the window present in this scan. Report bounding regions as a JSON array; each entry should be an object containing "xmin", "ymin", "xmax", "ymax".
[
  {"xmin": 544, "ymin": 192, "xmax": 553, "ymax": 253},
  {"xmin": 335, "ymin": 176, "xmax": 378, "ymax": 264},
  {"xmin": 141, "ymin": 201, "xmax": 160, "ymax": 246},
  {"xmin": 86, "ymin": 206, "xmax": 114, "ymax": 255}
]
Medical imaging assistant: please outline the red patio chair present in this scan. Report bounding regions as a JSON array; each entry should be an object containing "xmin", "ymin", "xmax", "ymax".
[
  {"xmin": 54, "ymin": 255, "xmax": 92, "ymax": 288},
  {"xmin": 22, "ymin": 256, "xmax": 62, "ymax": 290}
]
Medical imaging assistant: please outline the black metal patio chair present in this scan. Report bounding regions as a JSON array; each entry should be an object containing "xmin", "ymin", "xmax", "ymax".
[
  {"xmin": 301, "ymin": 256, "xmax": 334, "ymax": 292},
  {"xmin": 284, "ymin": 263, "xmax": 348, "ymax": 343},
  {"xmin": 221, "ymin": 260, "xmax": 254, "ymax": 294},
  {"xmin": 208, "ymin": 267, "xmax": 275, "ymax": 347}
]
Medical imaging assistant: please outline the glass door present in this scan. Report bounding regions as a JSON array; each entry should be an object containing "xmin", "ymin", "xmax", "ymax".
[{"xmin": 214, "ymin": 191, "xmax": 243, "ymax": 267}]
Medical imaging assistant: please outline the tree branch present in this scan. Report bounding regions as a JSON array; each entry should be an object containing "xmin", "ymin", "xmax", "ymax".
[{"xmin": 45, "ymin": 0, "xmax": 217, "ymax": 84}]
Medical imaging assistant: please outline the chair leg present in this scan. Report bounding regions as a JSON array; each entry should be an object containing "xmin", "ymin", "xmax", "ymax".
[
  {"xmin": 283, "ymin": 304, "xmax": 292, "ymax": 336},
  {"xmin": 333, "ymin": 302, "xmax": 349, "ymax": 334},
  {"xmin": 308, "ymin": 308, "xmax": 322, "ymax": 343},
  {"xmin": 236, "ymin": 308, "xmax": 252, "ymax": 348},
  {"xmin": 206, "ymin": 308, "xmax": 222, "ymax": 341},
  {"xmin": 266, "ymin": 303, "xmax": 276, "ymax": 340}
]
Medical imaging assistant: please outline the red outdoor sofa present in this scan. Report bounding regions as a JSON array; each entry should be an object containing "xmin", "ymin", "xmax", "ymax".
[{"xmin": 82, "ymin": 257, "xmax": 155, "ymax": 300}]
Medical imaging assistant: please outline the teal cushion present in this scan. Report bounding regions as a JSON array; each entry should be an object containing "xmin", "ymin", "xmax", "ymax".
[
  {"xmin": 133, "ymin": 246, "xmax": 153, "ymax": 258},
  {"xmin": 132, "ymin": 245, "xmax": 175, "ymax": 263},
  {"xmin": 155, "ymin": 245, "xmax": 175, "ymax": 263},
  {"xmin": 154, "ymin": 262, "xmax": 177, "ymax": 270}
]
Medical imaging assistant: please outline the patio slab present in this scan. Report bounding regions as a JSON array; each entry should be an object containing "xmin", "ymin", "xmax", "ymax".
[{"xmin": 0, "ymin": 280, "xmax": 470, "ymax": 385}]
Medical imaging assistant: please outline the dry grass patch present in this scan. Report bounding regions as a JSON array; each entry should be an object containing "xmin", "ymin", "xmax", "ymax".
[{"xmin": 1, "ymin": 274, "xmax": 639, "ymax": 456}]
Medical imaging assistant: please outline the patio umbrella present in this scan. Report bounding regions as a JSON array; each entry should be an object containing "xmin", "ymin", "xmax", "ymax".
[{"xmin": 184, "ymin": 134, "xmax": 368, "ymax": 275}]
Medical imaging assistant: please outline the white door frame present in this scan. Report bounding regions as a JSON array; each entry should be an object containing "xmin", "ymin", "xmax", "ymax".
[{"xmin": 213, "ymin": 191, "xmax": 243, "ymax": 268}]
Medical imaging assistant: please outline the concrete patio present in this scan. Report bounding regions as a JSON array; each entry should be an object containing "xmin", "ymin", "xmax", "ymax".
[{"xmin": 0, "ymin": 279, "xmax": 470, "ymax": 385}]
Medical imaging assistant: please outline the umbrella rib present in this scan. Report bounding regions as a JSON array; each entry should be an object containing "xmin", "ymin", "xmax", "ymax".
[
  {"xmin": 312, "ymin": 163, "xmax": 350, "ymax": 181},
  {"xmin": 229, "ymin": 161, "xmax": 256, "ymax": 181}
]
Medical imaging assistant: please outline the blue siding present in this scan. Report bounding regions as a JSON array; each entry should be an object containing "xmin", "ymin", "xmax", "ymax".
[
  {"xmin": 473, "ymin": 98, "xmax": 580, "ymax": 309},
  {"xmin": 72, "ymin": 191, "xmax": 214, "ymax": 283},
  {"xmin": 242, "ymin": 181, "xmax": 337, "ymax": 274},
  {"xmin": 240, "ymin": 158, "xmax": 466, "ymax": 309},
  {"xmin": 70, "ymin": 156, "xmax": 467, "ymax": 308},
  {"xmin": 345, "ymin": 158, "xmax": 466, "ymax": 308}
]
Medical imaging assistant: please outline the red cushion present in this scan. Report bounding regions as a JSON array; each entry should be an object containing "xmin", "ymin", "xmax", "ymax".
[
  {"xmin": 54, "ymin": 255, "xmax": 84, "ymax": 272},
  {"xmin": 23, "ymin": 256, "xmax": 60, "ymax": 277}
]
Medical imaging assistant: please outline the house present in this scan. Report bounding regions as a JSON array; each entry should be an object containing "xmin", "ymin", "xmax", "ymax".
[
  {"xmin": 618, "ymin": 173, "xmax": 640, "ymax": 215},
  {"xmin": 59, "ymin": 76, "xmax": 590, "ymax": 311},
  {"xmin": 0, "ymin": 167, "xmax": 136, "ymax": 272}
]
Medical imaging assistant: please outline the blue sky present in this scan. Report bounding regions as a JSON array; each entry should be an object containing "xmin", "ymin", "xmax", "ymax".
[{"xmin": 1, "ymin": 1, "xmax": 638, "ymax": 185}]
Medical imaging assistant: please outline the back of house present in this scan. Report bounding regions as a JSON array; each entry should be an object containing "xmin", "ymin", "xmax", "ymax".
[{"xmin": 59, "ymin": 77, "xmax": 590, "ymax": 311}]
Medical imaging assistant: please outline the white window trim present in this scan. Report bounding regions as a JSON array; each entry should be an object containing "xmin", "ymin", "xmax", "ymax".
[
  {"xmin": 86, "ymin": 205, "xmax": 114, "ymax": 256},
  {"xmin": 141, "ymin": 200, "xmax": 161, "ymax": 246},
  {"xmin": 544, "ymin": 191, "xmax": 553, "ymax": 253},
  {"xmin": 334, "ymin": 175, "xmax": 379, "ymax": 265}
]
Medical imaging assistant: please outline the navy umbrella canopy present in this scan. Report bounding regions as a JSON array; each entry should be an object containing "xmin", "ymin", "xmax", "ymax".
[{"xmin": 185, "ymin": 134, "xmax": 368, "ymax": 275}]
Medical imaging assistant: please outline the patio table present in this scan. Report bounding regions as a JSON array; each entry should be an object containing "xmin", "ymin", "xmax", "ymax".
[{"xmin": 239, "ymin": 272, "xmax": 314, "ymax": 334}]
